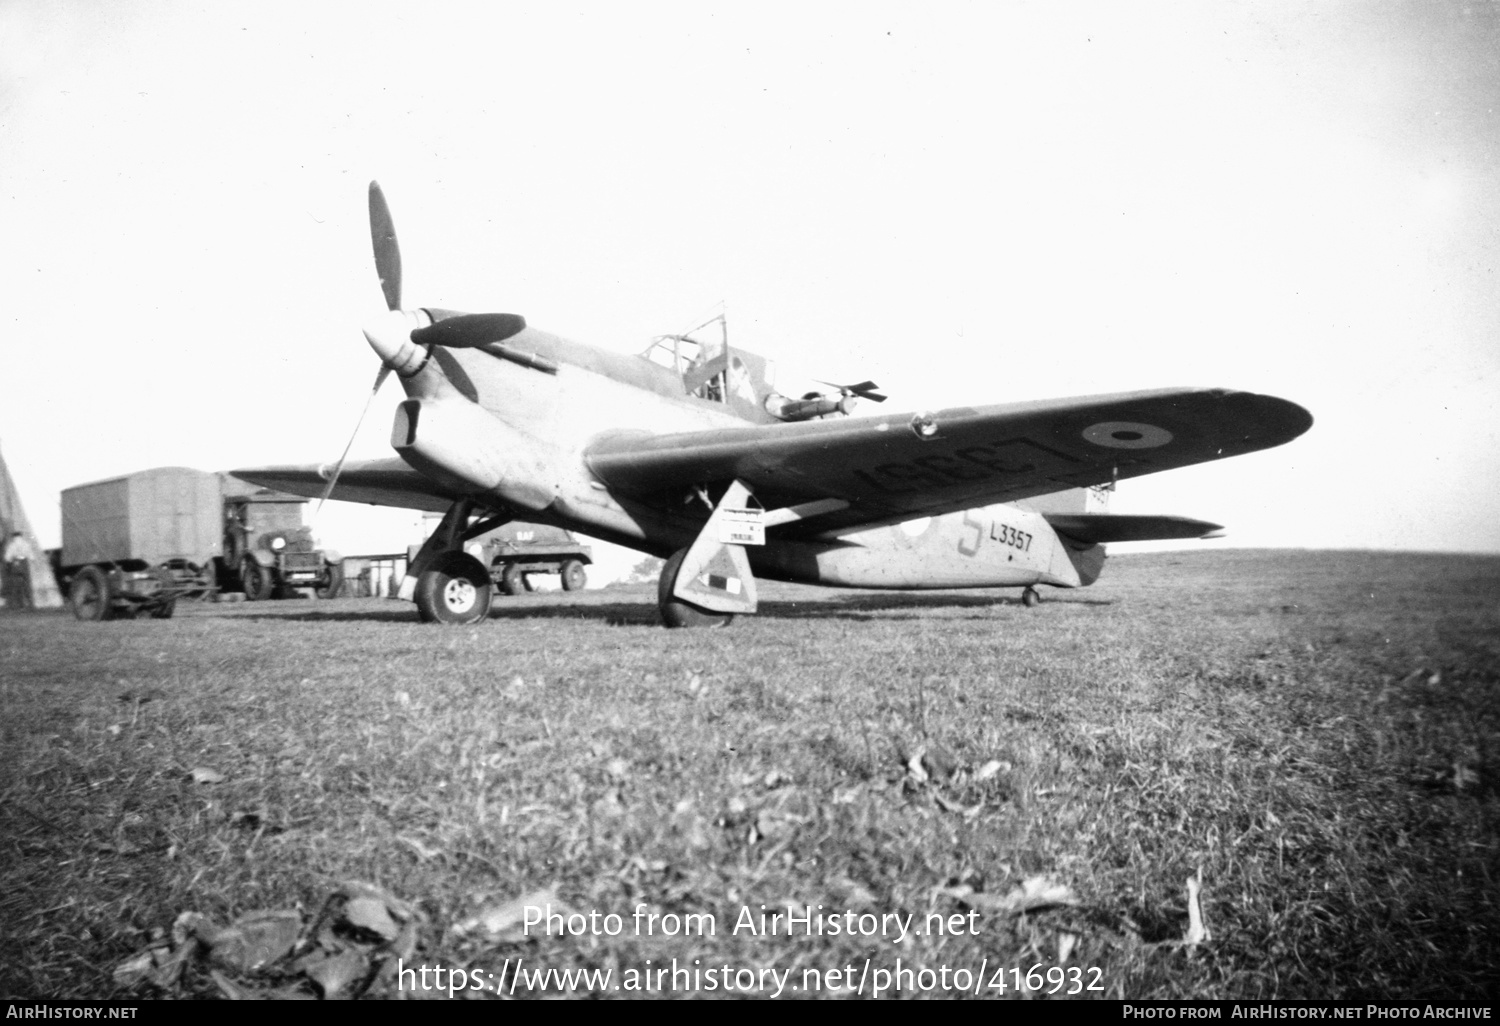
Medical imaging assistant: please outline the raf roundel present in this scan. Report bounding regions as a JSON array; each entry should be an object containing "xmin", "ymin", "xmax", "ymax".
[{"xmin": 1081, "ymin": 421, "xmax": 1174, "ymax": 449}]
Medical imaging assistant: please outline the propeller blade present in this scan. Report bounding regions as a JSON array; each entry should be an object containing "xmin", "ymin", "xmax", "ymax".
[
  {"xmin": 314, "ymin": 363, "xmax": 392, "ymax": 521},
  {"xmin": 368, "ymin": 181, "xmax": 402, "ymax": 311},
  {"xmin": 411, "ymin": 312, "xmax": 528, "ymax": 349},
  {"xmin": 814, "ymin": 378, "xmax": 888, "ymax": 402}
]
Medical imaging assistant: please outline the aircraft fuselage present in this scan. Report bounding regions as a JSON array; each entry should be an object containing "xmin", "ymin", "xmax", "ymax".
[{"xmin": 389, "ymin": 324, "xmax": 1095, "ymax": 592}]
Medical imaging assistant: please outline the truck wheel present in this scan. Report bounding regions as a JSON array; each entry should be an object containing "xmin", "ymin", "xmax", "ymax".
[
  {"xmin": 150, "ymin": 600, "xmax": 176, "ymax": 620},
  {"xmin": 242, "ymin": 559, "xmax": 273, "ymax": 601},
  {"xmin": 71, "ymin": 567, "xmax": 114, "ymax": 622},
  {"xmin": 315, "ymin": 561, "xmax": 344, "ymax": 599},
  {"xmin": 560, "ymin": 559, "xmax": 586, "ymax": 592},
  {"xmin": 657, "ymin": 549, "xmax": 734, "ymax": 628},
  {"xmin": 415, "ymin": 551, "xmax": 492, "ymax": 625},
  {"xmin": 499, "ymin": 563, "xmax": 524, "ymax": 596}
]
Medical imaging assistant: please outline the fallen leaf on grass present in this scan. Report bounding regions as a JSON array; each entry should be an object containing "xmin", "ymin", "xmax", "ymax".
[
  {"xmin": 940, "ymin": 876, "xmax": 1078, "ymax": 915},
  {"xmin": 343, "ymin": 897, "xmax": 400, "ymax": 942},
  {"xmin": 112, "ymin": 951, "xmax": 155, "ymax": 987},
  {"xmin": 1182, "ymin": 871, "xmax": 1211, "ymax": 948},
  {"xmin": 299, "ymin": 948, "xmax": 370, "ymax": 999},
  {"xmin": 932, "ymin": 793, "xmax": 983, "ymax": 818},
  {"xmin": 203, "ymin": 910, "xmax": 303, "ymax": 972},
  {"xmin": 190, "ymin": 767, "xmax": 225, "ymax": 784},
  {"xmin": 454, "ymin": 885, "xmax": 568, "ymax": 943},
  {"xmin": 397, "ymin": 834, "xmax": 442, "ymax": 861},
  {"xmin": 122, "ymin": 882, "xmax": 422, "ymax": 999},
  {"xmin": 838, "ymin": 878, "xmax": 878, "ymax": 909},
  {"xmin": 974, "ymin": 759, "xmax": 1010, "ymax": 782},
  {"xmin": 904, "ymin": 746, "xmax": 929, "ymax": 785},
  {"xmin": 1144, "ymin": 870, "xmax": 1213, "ymax": 951}
]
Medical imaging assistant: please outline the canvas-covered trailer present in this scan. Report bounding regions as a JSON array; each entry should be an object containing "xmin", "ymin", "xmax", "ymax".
[
  {"xmin": 57, "ymin": 467, "xmax": 339, "ymax": 620},
  {"xmin": 58, "ymin": 467, "xmax": 219, "ymax": 620}
]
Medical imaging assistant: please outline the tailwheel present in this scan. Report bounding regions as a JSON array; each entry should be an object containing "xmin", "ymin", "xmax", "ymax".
[
  {"xmin": 1021, "ymin": 586, "xmax": 1042, "ymax": 608},
  {"xmin": 657, "ymin": 548, "xmax": 734, "ymax": 629},
  {"xmin": 415, "ymin": 550, "xmax": 492, "ymax": 625}
]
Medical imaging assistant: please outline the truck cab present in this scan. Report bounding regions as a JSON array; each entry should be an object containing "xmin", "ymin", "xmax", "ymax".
[{"xmin": 220, "ymin": 484, "xmax": 339, "ymax": 600}]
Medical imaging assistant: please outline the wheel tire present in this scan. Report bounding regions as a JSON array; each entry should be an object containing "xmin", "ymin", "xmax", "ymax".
[
  {"xmin": 657, "ymin": 548, "xmax": 734, "ymax": 628},
  {"xmin": 71, "ymin": 567, "xmax": 114, "ymax": 621},
  {"xmin": 1021, "ymin": 586, "xmax": 1041, "ymax": 608},
  {"xmin": 499, "ymin": 563, "xmax": 524, "ymax": 596},
  {"xmin": 414, "ymin": 551, "xmax": 492, "ymax": 625},
  {"xmin": 150, "ymin": 600, "xmax": 176, "ymax": 620},
  {"xmin": 560, "ymin": 559, "xmax": 586, "ymax": 592},
  {"xmin": 314, "ymin": 561, "xmax": 344, "ymax": 599},
  {"xmin": 241, "ymin": 559, "xmax": 274, "ymax": 601}
]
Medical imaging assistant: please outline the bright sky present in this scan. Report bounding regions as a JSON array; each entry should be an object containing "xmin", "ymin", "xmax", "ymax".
[{"xmin": 3, "ymin": 1, "xmax": 1497, "ymax": 581}]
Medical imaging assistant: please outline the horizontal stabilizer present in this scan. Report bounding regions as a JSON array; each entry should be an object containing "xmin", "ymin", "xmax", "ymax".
[{"xmin": 1044, "ymin": 513, "xmax": 1223, "ymax": 543}]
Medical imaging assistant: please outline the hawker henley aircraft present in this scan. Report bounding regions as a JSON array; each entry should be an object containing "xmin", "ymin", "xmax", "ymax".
[{"xmin": 232, "ymin": 183, "xmax": 1313, "ymax": 627}]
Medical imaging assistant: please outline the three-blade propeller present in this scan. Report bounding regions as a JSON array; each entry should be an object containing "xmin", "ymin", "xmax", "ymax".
[{"xmin": 315, "ymin": 182, "xmax": 409, "ymax": 517}]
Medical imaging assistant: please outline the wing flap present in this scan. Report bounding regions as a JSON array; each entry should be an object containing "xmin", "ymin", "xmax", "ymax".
[
  {"xmin": 229, "ymin": 458, "xmax": 460, "ymax": 513},
  {"xmin": 587, "ymin": 387, "xmax": 1310, "ymax": 533}
]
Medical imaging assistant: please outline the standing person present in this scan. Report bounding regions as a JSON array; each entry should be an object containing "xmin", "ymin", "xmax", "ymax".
[{"xmin": 4, "ymin": 530, "xmax": 34, "ymax": 609}]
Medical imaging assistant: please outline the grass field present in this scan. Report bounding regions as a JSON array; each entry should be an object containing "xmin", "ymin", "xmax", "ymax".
[{"xmin": 1, "ymin": 549, "xmax": 1496, "ymax": 1000}]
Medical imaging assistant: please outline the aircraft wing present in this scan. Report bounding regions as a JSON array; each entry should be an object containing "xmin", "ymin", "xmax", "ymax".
[
  {"xmin": 229, "ymin": 458, "xmax": 461, "ymax": 514},
  {"xmin": 587, "ymin": 387, "xmax": 1311, "ymax": 537}
]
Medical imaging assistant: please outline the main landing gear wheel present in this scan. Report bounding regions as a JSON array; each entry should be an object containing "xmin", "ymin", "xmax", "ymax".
[
  {"xmin": 560, "ymin": 559, "xmax": 586, "ymax": 592},
  {"xmin": 1021, "ymin": 586, "xmax": 1042, "ymax": 608},
  {"xmin": 415, "ymin": 551, "xmax": 492, "ymax": 625},
  {"xmin": 71, "ymin": 566, "xmax": 113, "ymax": 622},
  {"xmin": 657, "ymin": 548, "xmax": 734, "ymax": 629},
  {"xmin": 242, "ymin": 560, "xmax": 274, "ymax": 601}
]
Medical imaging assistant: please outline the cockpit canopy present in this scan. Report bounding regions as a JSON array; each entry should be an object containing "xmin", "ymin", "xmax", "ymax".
[{"xmin": 638, "ymin": 317, "xmax": 872, "ymax": 424}]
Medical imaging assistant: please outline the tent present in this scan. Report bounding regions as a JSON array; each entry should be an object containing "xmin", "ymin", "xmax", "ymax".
[{"xmin": 0, "ymin": 443, "xmax": 63, "ymax": 609}]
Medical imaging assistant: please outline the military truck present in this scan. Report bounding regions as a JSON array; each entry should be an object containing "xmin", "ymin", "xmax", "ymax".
[
  {"xmin": 218, "ymin": 477, "xmax": 342, "ymax": 601},
  {"xmin": 57, "ymin": 468, "xmax": 338, "ymax": 620},
  {"xmin": 57, "ymin": 468, "xmax": 220, "ymax": 620},
  {"xmin": 474, "ymin": 522, "xmax": 592, "ymax": 595}
]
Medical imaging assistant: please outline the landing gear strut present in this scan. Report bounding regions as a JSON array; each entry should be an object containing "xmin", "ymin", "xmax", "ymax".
[{"xmin": 404, "ymin": 498, "xmax": 510, "ymax": 624}]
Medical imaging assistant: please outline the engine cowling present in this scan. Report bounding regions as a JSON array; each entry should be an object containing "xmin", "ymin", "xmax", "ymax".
[{"xmin": 391, "ymin": 398, "xmax": 560, "ymax": 511}]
